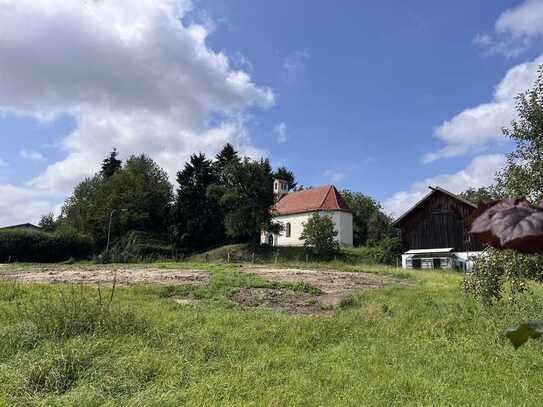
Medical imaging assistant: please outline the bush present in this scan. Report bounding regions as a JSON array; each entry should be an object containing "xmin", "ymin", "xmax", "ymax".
[
  {"xmin": 464, "ymin": 248, "xmax": 543, "ymax": 303},
  {"xmin": 0, "ymin": 229, "xmax": 94, "ymax": 263},
  {"xmin": 371, "ymin": 236, "xmax": 402, "ymax": 265},
  {"xmin": 300, "ymin": 213, "xmax": 339, "ymax": 258}
]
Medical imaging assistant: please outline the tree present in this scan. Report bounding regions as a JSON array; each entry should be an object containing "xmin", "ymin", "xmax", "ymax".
[
  {"xmin": 300, "ymin": 213, "xmax": 339, "ymax": 257},
  {"xmin": 273, "ymin": 166, "xmax": 297, "ymax": 191},
  {"xmin": 212, "ymin": 157, "xmax": 275, "ymax": 243},
  {"xmin": 367, "ymin": 212, "xmax": 395, "ymax": 246},
  {"xmin": 38, "ymin": 212, "xmax": 57, "ymax": 233},
  {"xmin": 460, "ymin": 186, "xmax": 502, "ymax": 204},
  {"xmin": 101, "ymin": 148, "xmax": 122, "ymax": 178},
  {"xmin": 60, "ymin": 154, "xmax": 172, "ymax": 245},
  {"xmin": 341, "ymin": 190, "xmax": 386, "ymax": 246},
  {"xmin": 496, "ymin": 65, "xmax": 543, "ymax": 204},
  {"xmin": 174, "ymin": 153, "xmax": 223, "ymax": 251},
  {"xmin": 214, "ymin": 143, "xmax": 240, "ymax": 183}
]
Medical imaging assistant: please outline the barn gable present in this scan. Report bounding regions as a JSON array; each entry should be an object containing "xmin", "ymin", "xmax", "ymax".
[{"xmin": 393, "ymin": 187, "xmax": 482, "ymax": 253}]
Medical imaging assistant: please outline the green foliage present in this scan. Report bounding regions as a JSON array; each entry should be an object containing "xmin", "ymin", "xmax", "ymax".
[
  {"xmin": 459, "ymin": 186, "xmax": 502, "ymax": 204},
  {"xmin": 213, "ymin": 157, "xmax": 275, "ymax": 242},
  {"xmin": 273, "ymin": 166, "xmax": 297, "ymax": 191},
  {"xmin": 464, "ymin": 248, "xmax": 543, "ymax": 303},
  {"xmin": 341, "ymin": 190, "xmax": 393, "ymax": 246},
  {"xmin": 102, "ymin": 231, "xmax": 174, "ymax": 263},
  {"xmin": 300, "ymin": 213, "xmax": 339, "ymax": 257},
  {"xmin": 60, "ymin": 154, "xmax": 173, "ymax": 245},
  {"xmin": 371, "ymin": 236, "xmax": 402, "ymax": 264},
  {"xmin": 100, "ymin": 148, "xmax": 122, "ymax": 178},
  {"xmin": 174, "ymin": 153, "xmax": 224, "ymax": 251},
  {"xmin": 0, "ymin": 229, "xmax": 94, "ymax": 262},
  {"xmin": 367, "ymin": 212, "xmax": 396, "ymax": 246},
  {"xmin": 496, "ymin": 65, "xmax": 543, "ymax": 203},
  {"xmin": 38, "ymin": 212, "xmax": 57, "ymax": 233}
]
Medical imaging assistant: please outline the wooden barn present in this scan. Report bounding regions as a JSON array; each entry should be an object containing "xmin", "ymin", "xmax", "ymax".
[{"xmin": 392, "ymin": 186, "xmax": 483, "ymax": 270}]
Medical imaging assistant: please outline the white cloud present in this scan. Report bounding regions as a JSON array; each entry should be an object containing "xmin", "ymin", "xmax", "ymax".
[
  {"xmin": 274, "ymin": 122, "xmax": 287, "ymax": 144},
  {"xmin": 0, "ymin": 184, "xmax": 57, "ymax": 226},
  {"xmin": 383, "ymin": 154, "xmax": 506, "ymax": 218},
  {"xmin": 323, "ymin": 169, "xmax": 346, "ymax": 183},
  {"xmin": 475, "ymin": 0, "xmax": 543, "ymax": 57},
  {"xmin": 496, "ymin": 0, "xmax": 543, "ymax": 39},
  {"xmin": 282, "ymin": 50, "xmax": 310, "ymax": 84},
  {"xmin": 423, "ymin": 54, "xmax": 543, "ymax": 163},
  {"xmin": 20, "ymin": 149, "xmax": 45, "ymax": 161},
  {"xmin": 0, "ymin": 0, "xmax": 274, "ymax": 224}
]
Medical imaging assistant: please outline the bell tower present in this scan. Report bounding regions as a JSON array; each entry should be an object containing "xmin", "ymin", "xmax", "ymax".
[{"xmin": 273, "ymin": 179, "xmax": 288, "ymax": 199}]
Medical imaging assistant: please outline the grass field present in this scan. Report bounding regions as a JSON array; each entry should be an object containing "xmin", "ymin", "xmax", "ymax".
[{"xmin": 1, "ymin": 262, "xmax": 543, "ymax": 405}]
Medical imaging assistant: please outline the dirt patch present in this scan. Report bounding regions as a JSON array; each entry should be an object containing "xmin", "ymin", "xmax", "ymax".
[
  {"xmin": 231, "ymin": 288, "xmax": 326, "ymax": 315},
  {"xmin": 239, "ymin": 266, "xmax": 410, "ymax": 306},
  {"xmin": 0, "ymin": 266, "xmax": 210, "ymax": 286}
]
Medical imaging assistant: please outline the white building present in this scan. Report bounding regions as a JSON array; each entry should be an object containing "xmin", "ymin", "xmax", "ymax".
[{"xmin": 261, "ymin": 180, "xmax": 353, "ymax": 247}]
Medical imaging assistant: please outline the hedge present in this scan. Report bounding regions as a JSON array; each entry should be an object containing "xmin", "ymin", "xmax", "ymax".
[{"xmin": 0, "ymin": 229, "xmax": 95, "ymax": 263}]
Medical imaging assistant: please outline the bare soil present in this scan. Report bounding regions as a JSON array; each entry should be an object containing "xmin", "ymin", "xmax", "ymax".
[
  {"xmin": 231, "ymin": 288, "xmax": 325, "ymax": 314},
  {"xmin": 0, "ymin": 265, "xmax": 210, "ymax": 286},
  {"xmin": 239, "ymin": 266, "xmax": 409, "ymax": 305},
  {"xmin": 0, "ymin": 264, "xmax": 409, "ymax": 313}
]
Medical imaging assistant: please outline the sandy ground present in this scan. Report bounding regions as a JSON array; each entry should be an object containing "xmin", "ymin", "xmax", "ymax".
[
  {"xmin": 0, "ymin": 265, "xmax": 210, "ymax": 286},
  {"xmin": 0, "ymin": 264, "xmax": 409, "ymax": 312}
]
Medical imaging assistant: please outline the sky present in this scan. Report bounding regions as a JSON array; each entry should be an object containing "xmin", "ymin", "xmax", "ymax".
[{"xmin": 1, "ymin": 0, "xmax": 543, "ymax": 226}]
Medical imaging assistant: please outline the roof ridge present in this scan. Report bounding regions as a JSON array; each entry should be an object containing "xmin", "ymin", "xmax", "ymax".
[{"xmin": 318, "ymin": 185, "xmax": 334, "ymax": 209}]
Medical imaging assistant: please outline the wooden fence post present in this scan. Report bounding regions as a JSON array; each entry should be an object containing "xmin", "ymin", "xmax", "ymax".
[
  {"xmin": 205, "ymin": 253, "xmax": 209, "ymax": 263},
  {"xmin": 227, "ymin": 252, "xmax": 231, "ymax": 263},
  {"xmin": 252, "ymin": 252, "xmax": 255, "ymax": 264},
  {"xmin": 305, "ymin": 254, "xmax": 308, "ymax": 263}
]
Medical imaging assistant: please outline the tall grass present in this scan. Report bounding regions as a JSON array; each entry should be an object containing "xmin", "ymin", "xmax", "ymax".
[{"xmin": 0, "ymin": 264, "xmax": 543, "ymax": 405}]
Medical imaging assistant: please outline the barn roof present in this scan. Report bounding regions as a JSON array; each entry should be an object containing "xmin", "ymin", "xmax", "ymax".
[
  {"xmin": 0, "ymin": 223, "xmax": 41, "ymax": 231},
  {"xmin": 272, "ymin": 185, "xmax": 351, "ymax": 216},
  {"xmin": 392, "ymin": 186, "xmax": 476, "ymax": 226}
]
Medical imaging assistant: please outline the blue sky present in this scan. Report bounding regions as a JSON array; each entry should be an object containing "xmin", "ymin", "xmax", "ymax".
[{"xmin": 1, "ymin": 0, "xmax": 543, "ymax": 225}]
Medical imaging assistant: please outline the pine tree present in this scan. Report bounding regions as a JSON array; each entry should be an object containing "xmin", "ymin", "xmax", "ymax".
[
  {"xmin": 101, "ymin": 148, "xmax": 122, "ymax": 178},
  {"xmin": 214, "ymin": 143, "xmax": 240, "ymax": 183},
  {"xmin": 174, "ymin": 153, "xmax": 224, "ymax": 250}
]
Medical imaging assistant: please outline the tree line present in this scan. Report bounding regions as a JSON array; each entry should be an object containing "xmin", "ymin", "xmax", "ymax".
[{"xmin": 36, "ymin": 144, "xmax": 395, "ymax": 258}]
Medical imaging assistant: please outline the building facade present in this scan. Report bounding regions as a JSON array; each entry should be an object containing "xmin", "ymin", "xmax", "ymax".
[
  {"xmin": 393, "ymin": 186, "xmax": 483, "ymax": 270},
  {"xmin": 261, "ymin": 182, "xmax": 353, "ymax": 247}
]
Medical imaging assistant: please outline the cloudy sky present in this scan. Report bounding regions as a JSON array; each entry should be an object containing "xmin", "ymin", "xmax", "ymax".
[{"xmin": 1, "ymin": 0, "xmax": 543, "ymax": 226}]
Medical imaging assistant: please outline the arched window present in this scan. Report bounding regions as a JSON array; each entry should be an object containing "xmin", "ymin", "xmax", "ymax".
[{"xmin": 286, "ymin": 222, "xmax": 291, "ymax": 238}]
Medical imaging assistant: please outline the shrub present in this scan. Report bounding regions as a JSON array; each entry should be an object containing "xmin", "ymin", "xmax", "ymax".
[
  {"xmin": 464, "ymin": 248, "xmax": 543, "ymax": 303},
  {"xmin": 0, "ymin": 229, "xmax": 94, "ymax": 263},
  {"xmin": 300, "ymin": 213, "xmax": 339, "ymax": 258}
]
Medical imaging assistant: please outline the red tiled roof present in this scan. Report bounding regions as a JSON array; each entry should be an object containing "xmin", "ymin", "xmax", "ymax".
[{"xmin": 271, "ymin": 185, "xmax": 351, "ymax": 216}]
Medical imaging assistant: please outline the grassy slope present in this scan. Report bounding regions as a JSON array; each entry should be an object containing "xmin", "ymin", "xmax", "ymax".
[
  {"xmin": 188, "ymin": 243, "xmax": 386, "ymax": 264},
  {"xmin": 1, "ymin": 263, "xmax": 543, "ymax": 405}
]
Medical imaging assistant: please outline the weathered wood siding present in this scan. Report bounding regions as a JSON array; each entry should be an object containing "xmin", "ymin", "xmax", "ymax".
[{"xmin": 397, "ymin": 191, "xmax": 482, "ymax": 252}]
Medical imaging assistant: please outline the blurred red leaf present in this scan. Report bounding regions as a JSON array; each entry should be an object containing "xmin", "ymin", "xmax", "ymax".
[{"xmin": 470, "ymin": 198, "xmax": 543, "ymax": 254}]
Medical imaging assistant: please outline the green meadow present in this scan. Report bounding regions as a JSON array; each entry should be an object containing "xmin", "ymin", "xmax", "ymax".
[{"xmin": 0, "ymin": 262, "xmax": 542, "ymax": 406}]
